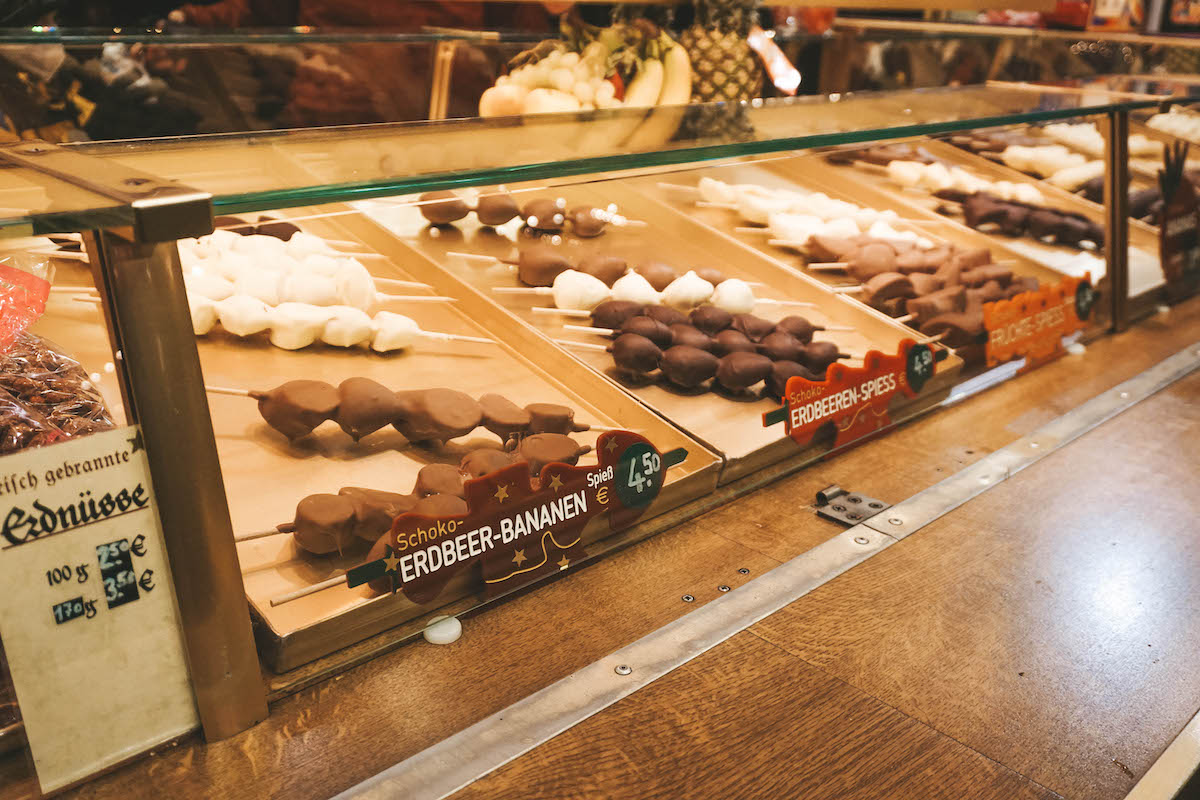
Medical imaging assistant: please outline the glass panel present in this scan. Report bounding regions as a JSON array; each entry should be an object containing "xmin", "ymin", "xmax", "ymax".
[
  {"xmin": 73, "ymin": 84, "xmax": 1157, "ymax": 217},
  {"xmin": 0, "ymin": 167, "xmax": 127, "ymax": 237}
]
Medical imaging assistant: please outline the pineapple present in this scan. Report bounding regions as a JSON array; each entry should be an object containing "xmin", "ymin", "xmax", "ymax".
[{"xmin": 678, "ymin": 0, "xmax": 764, "ymax": 103}]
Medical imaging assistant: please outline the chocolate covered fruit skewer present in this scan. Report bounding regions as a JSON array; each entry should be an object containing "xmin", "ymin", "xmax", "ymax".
[
  {"xmin": 238, "ymin": 434, "xmax": 589, "ymax": 556},
  {"xmin": 206, "ymin": 380, "xmax": 598, "ymax": 444},
  {"xmin": 419, "ymin": 189, "xmax": 645, "ymax": 236}
]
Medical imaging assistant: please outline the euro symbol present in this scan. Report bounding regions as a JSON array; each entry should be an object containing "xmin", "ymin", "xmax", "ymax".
[
  {"xmin": 138, "ymin": 568, "xmax": 155, "ymax": 592},
  {"xmin": 130, "ymin": 534, "xmax": 147, "ymax": 557}
]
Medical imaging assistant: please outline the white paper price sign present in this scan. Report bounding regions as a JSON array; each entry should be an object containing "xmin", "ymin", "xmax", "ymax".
[{"xmin": 0, "ymin": 426, "xmax": 197, "ymax": 794}]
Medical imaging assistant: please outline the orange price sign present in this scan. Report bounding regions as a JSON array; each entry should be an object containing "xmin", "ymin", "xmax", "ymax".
[{"xmin": 983, "ymin": 275, "xmax": 1095, "ymax": 368}]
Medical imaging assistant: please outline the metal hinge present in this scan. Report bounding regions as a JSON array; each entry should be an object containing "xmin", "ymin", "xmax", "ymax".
[{"xmin": 815, "ymin": 485, "xmax": 891, "ymax": 526}]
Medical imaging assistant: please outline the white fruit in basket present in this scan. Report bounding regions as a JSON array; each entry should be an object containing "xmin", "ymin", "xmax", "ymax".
[
  {"xmin": 572, "ymin": 80, "xmax": 596, "ymax": 105},
  {"xmin": 550, "ymin": 67, "xmax": 575, "ymax": 93},
  {"xmin": 479, "ymin": 84, "xmax": 528, "ymax": 117},
  {"xmin": 560, "ymin": 51, "xmax": 579, "ymax": 68},
  {"xmin": 523, "ymin": 88, "xmax": 582, "ymax": 115},
  {"xmin": 595, "ymin": 80, "xmax": 616, "ymax": 102}
]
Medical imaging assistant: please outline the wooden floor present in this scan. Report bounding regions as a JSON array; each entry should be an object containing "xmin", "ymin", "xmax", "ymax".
[
  {"xmin": 2, "ymin": 301, "xmax": 1200, "ymax": 799},
  {"xmin": 455, "ymin": 369, "xmax": 1200, "ymax": 800}
]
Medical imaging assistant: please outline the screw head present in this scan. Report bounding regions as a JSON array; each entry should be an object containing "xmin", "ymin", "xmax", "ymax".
[
  {"xmin": 738, "ymin": 567, "xmax": 750, "ymax": 575},
  {"xmin": 846, "ymin": 512, "xmax": 861, "ymax": 520},
  {"xmin": 846, "ymin": 496, "xmax": 861, "ymax": 503},
  {"xmin": 718, "ymin": 585, "xmax": 731, "ymax": 592},
  {"xmin": 682, "ymin": 594, "xmax": 694, "ymax": 603},
  {"xmin": 888, "ymin": 517, "xmax": 903, "ymax": 525},
  {"xmin": 832, "ymin": 504, "xmax": 846, "ymax": 512},
  {"xmin": 614, "ymin": 664, "xmax": 632, "ymax": 676},
  {"xmin": 868, "ymin": 502, "xmax": 883, "ymax": 509},
  {"xmin": 854, "ymin": 535, "xmax": 870, "ymax": 545}
]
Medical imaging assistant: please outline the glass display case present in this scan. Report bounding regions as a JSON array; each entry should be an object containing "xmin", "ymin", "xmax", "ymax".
[{"xmin": 0, "ymin": 79, "xmax": 1195, "ymax": 793}]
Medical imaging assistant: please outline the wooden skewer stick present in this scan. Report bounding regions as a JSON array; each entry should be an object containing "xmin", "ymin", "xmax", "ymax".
[
  {"xmin": 756, "ymin": 298, "xmax": 818, "ymax": 309},
  {"xmin": 563, "ymin": 323, "xmax": 612, "ymax": 336},
  {"xmin": 695, "ymin": 201, "xmax": 737, "ymax": 210},
  {"xmin": 446, "ymin": 251, "xmax": 505, "ymax": 264},
  {"xmin": 807, "ymin": 263, "xmax": 849, "ymax": 272},
  {"xmin": 50, "ymin": 286, "xmax": 98, "ymax": 293},
  {"xmin": 735, "ymin": 226, "xmax": 768, "ymax": 235},
  {"xmin": 916, "ymin": 332, "xmax": 947, "ymax": 345},
  {"xmin": 554, "ymin": 338, "xmax": 608, "ymax": 352},
  {"xmin": 657, "ymin": 182, "xmax": 700, "ymax": 194},
  {"xmin": 72, "ymin": 296, "xmax": 102, "ymax": 305},
  {"xmin": 235, "ymin": 527, "xmax": 290, "ymax": 543},
  {"xmin": 767, "ymin": 238, "xmax": 811, "ymax": 249},
  {"xmin": 373, "ymin": 277, "xmax": 434, "ymax": 291},
  {"xmin": 589, "ymin": 424, "xmax": 640, "ymax": 433},
  {"xmin": 818, "ymin": 324, "xmax": 856, "ymax": 332},
  {"xmin": 206, "ymin": 385, "xmax": 255, "ymax": 398},
  {"xmin": 493, "ymin": 286, "xmax": 550, "ymax": 296},
  {"xmin": 532, "ymin": 307, "xmax": 589, "ymax": 318},
  {"xmin": 30, "ymin": 248, "xmax": 88, "ymax": 262},
  {"xmin": 894, "ymin": 313, "xmax": 916, "ymax": 324},
  {"xmin": 375, "ymin": 293, "xmax": 458, "ymax": 304},
  {"xmin": 420, "ymin": 331, "xmax": 493, "ymax": 345},
  {"xmin": 830, "ymin": 285, "xmax": 863, "ymax": 294},
  {"xmin": 270, "ymin": 574, "xmax": 349, "ymax": 607}
]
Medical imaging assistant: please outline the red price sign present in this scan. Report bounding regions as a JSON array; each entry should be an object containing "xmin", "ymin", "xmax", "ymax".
[
  {"xmin": 348, "ymin": 432, "xmax": 687, "ymax": 602},
  {"xmin": 763, "ymin": 340, "xmax": 939, "ymax": 449}
]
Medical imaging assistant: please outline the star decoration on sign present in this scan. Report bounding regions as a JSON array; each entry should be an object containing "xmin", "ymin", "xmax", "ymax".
[
  {"xmin": 512, "ymin": 549, "xmax": 527, "ymax": 566},
  {"xmin": 383, "ymin": 552, "xmax": 400, "ymax": 572},
  {"xmin": 494, "ymin": 484, "xmax": 509, "ymax": 503},
  {"xmin": 605, "ymin": 437, "xmax": 619, "ymax": 453},
  {"xmin": 548, "ymin": 474, "xmax": 563, "ymax": 492},
  {"xmin": 127, "ymin": 429, "xmax": 145, "ymax": 453},
  {"xmin": 557, "ymin": 556, "xmax": 570, "ymax": 570}
]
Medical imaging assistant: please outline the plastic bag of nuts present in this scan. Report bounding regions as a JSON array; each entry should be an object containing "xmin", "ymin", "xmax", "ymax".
[
  {"xmin": 0, "ymin": 332, "xmax": 114, "ymax": 438},
  {"xmin": 0, "ymin": 386, "xmax": 65, "ymax": 454}
]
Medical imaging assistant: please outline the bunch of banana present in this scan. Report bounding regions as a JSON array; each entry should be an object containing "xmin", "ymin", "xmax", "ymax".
[{"xmin": 478, "ymin": 17, "xmax": 691, "ymax": 119}]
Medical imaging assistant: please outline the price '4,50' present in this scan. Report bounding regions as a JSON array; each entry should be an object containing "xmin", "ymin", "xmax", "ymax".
[{"xmin": 626, "ymin": 451, "xmax": 662, "ymax": 493}]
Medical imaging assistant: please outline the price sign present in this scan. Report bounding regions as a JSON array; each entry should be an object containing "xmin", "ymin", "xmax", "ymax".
[
  {"xmin": 348, "ymin": 431, "xmax": 687, "ymax": 602},
  {"xmin": 0, "ymin": 426, "xmax": 197, "ymax": 793},
  {"xmin": 763, "ymin": 339, "xmax": 943, "ymax": 449}
]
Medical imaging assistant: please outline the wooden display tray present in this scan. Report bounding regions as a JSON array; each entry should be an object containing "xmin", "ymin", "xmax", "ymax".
[
  {"xmin": 348, "ymin": 180, "xmax": 962, "ymax": 485},
  {"xmin": 630, "ymin": 156, "xmax": 1073, "ymax": 329},
  {"xmin": 187, "ymin": 226, "xmax": 720, "ymax": 672}
]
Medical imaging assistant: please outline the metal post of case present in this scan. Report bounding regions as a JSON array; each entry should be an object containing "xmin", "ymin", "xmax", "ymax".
[
  {"xmin": 1104, "ymin": 109, "xmax": 1131, "ymax": 332},
  {"xmin": 428, "ymin": 40, "xmax": 458, "ymax": 121},
  {"xmin": 86, "ymin": 231, "xmax": 268, "ymax": 741}
]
